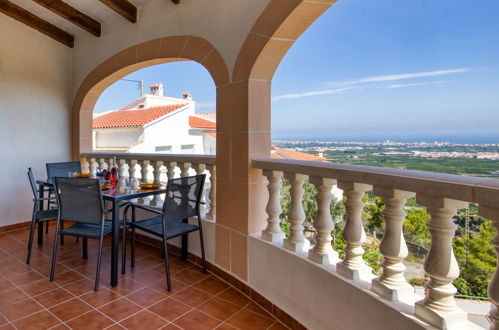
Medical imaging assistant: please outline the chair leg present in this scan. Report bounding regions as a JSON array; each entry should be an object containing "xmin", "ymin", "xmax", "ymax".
[
  {"xmin": 162, "ymin": 234, "xmax": 171, "ymax": 291},
  {"xmin": 49, "ymin": 219, "xmax": 61, "ymax": 282},
  {"xmin": 45, "ymin": 221, "xmax": 49, "ymax": 234},
  {"xmin": 131, "ymin": 226, "xmax": 136, "ymax": 268},
  {"xmin": 181, "ymin": 218, "xmax": 188, "ymax": 260},
  {"xmin": 122, "ymin": 219, "xmax": 127, "ymax": 275},
  {"xmin": 82, "ymin": 238, "xmax": 88, "ymax": 260},
  {"xmin": 26, "ymin": 214, "xmax": 37, "ymax": 264},
  {"xmin": 95, "ymin": 235, "xmax": 105, "ymax": 291},
  {"xmin": 60, "ymin": 220, "xmax": 65, "ymax": 246},
  {"xmin": 37, "ymin": 221, "xmax": 43, "ymax": 246},
  {"xmin": 198, "ymin": 227, "xmax": 207, "ymax": 274}
]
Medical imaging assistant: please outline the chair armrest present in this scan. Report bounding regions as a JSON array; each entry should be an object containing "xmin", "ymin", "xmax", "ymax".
[
  {"xmin": 33, "ymin": 197, "xmax": 56, "ymax": 202},
  {"xmin": 130, "ymin": 203, "xmax": 163, "ymax": 216}
]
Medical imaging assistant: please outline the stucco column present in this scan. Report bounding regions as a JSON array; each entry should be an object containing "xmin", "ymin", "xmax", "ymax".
[{"xmin": 215, "ymin": 79, "xmax": 271, "ymax": 280}]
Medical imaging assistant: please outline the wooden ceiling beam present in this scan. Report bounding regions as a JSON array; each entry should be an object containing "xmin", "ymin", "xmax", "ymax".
[
  {"xmin": 0, "ymin": 0, "xmax": 74, "ymax": 47},
  {"xmin": 32, "ymin": 0, "xmax": 101, "ymax": 37},
  {"xmin": 99, "ymin": 0, "xmax": 136, "ymax": 23}
]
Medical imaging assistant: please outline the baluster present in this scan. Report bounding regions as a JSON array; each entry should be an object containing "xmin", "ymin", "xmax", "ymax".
[
  {"xmin": 193, "ymin": 163, "xmax": 207, "ymax": 207},
  {"xmin": 167, "ymin": 161, "xmax": 177, "ymax": 181},
  {"xmin": 206, "ymin": 165, "xmax": 216, "ymax": 221},
  {"xmin": 108, "ymin": 158, "xmax": 114, "ymax": 170},
  {"xmin": 90, "ymin": 157, "xmax": 98, "ymax": 176},
  {"xmin": 150, "ymin": 161, "xmax": 163, "ymax": 207},
  {"xmin": 81, "ymin": 157, "xmax": 90, "ymax": 174},
  {"xmin": 129, "ymin": 160, "xmax": 137, "ymax": 179},
  {"xmin": 414, "ymin": 195, "xmax": 468, "ymax": 329},
  {"xmin": 138, "ymin": 160, "xmax": 150, "ymax": 204},
  {"xmin": 308, "ymin": 177, "xmax": 338, "ymax": 265},
  {"xmin": 480, "ymin": 205, "xmax": 499, "ymax": 330},
  {"xmin": 180, "ymin": 162, "xmax": 191, "ymax": 177},
  {"xmin": 261, "ymin": 170, "xmax": 285, "ymax": 243},
  {"xmin": 336, "ymin": 181, "xmax": 372, "ymax": 280},
  {"xmin": 118, "ymin": 159, "xmax": 126, "ymax": 179},
  {"xmin": 371, "ymin": 187, "xmax": 415, "ymax": 301},
  {"xmin": 99, "ymin": 158, "xmax": 106, "ymax": 172},
  {"xmin": 283, "ymin": 173, "xmax": 310, "ymax": 253}
]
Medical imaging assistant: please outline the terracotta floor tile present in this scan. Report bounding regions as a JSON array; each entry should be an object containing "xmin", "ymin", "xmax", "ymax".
[
  {"xmin": 21, "ymin": 278, "xmax": 59, "ymax": 296},
  {"xmin": 66, "ymin": 310, "xmax": 114, "ymax": 330},
  {"xmin": 0, "ymin": 288, "xmax": 29, "ymax": 305},
  {"xmin": 172, "ymin": 268, "xmax": 209, "ymax": 285},
  {"xmin": 53, "ymin": 270, "xmax": 84, "ymax": 286},
  {"xmin": 193, "ymin": 277, "xmax": 229, "ymax": 295},
  {"xmin": 268, "ymin": 321, "xmax": 290, "ymax": 330},
  {"xmin": 119, "ymin": 310, "xmax": 167, "ymax": 329},
  {"xmin": 173, "ymin": 310, "xmax": 221, "ymax": 330},
  {"xmin": 63, "ymin": 278, "xmax": 95, "ymax": 296},
  {"xmin": 198, "ymin": 297, "xmax": 242, "ymax": 321},
  {"xmin": 48, "ymin": 298, "xmax": 93, "ymax": 322},
  {"xmin": 148, "ymin": 297, "xmax": 192, "ymax": 321},
  {"xmin": 217, "ymin": 288, "xmax": 250, "ymax": 307},
  {"xmin": 162, "ymin": 323, "xmax": 182, "ymax": 329},
  {"xmin": 0, "ymin": 278, "xmax": 15, "ymax": 293},
  {"xmin": 226, "ymin": 309, "xmax": 275, "ymax": 330},
  {"xmin": 133, "ymin": 255, "xmax": 163, "ymax": 269},
  {"xmin": 148, "ymin": 278, "xmax": 187, "ymax": 294},
  {"xmin": 131, "ymin": 268, "xmax": 165, "ymax": 285},
  {"xmin": 0, "ymin": 315, "xmax": 7, "ymax": 326},
  {"xmin": 108, "ymin": 277, "xmax": 145, "ymax": 295},
  {"xmin": 0, "ymin": 298, "xmax": 44, "ymax": 322},
  {"xmin": 99, "ymin": 298, "xmax": 142, "ymax": 322},
  {"xmin": 80, "ymin": 287, "xmax": 121, "ymax": 307},
  {"xmin": 245, "ymin": 302, "xmax": 273, "ymax": 319},
  {"xmin": 126, "ymin": 287, "xmax": 167, "ymax": 307},
  {"xmin": 215, "ymin": 323, "xmax": 239, "ymax": 330},
  {"xmin": 12, "ymin": 310, "xmax": 60, "ymax": 330},
  {"xmin": 33, "ymin": 288, "xmax": 74, "ymax": 308},
  {"xmin": 5, "ymin": 270, "xmax": 44, "ymax": 286},
  {"xmin": 50, "ymin": 324, "xmax": 71, "ymax": 330},
  {"xmin": 105, "ymin": 324, "xmax": 126, "ymax": 329},
  {"xmin": 172, "ymin": 287, "xmax": 213, "ymax": 308}
]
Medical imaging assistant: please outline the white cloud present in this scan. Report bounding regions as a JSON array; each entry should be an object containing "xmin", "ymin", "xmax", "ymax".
[
  {"xmin": 325, "ymin": 68, "xmax": 470, "ymax": 87},
  {"xmin": 386, "ymin": 80, "xmax": 449, "ymax": 89},
  {"xmin": 272, "ymin": 87, "xmax": 358, "ymax": 101}
]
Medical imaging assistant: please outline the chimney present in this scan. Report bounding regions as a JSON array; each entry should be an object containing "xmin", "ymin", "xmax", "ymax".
[
  {"xmin": 182, "ymin": 92, "xmax": 193, "ymax": 101},
  {"xmin": 150, "ymin": 83, "xmax": 164, "ymax": 96}
]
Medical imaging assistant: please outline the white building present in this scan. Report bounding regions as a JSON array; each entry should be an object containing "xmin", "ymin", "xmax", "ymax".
[{"xmin": 93, "ymin": 84, "xmax": 216, "ymax": 154}]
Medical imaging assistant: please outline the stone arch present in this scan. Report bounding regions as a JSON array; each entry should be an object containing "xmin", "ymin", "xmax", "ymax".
[{"xmin": 72, "ymin": 36, "xmax": 230, "ymax": 158}]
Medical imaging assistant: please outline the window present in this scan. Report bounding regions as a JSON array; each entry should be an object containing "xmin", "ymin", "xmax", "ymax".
[
  {"xmin": 155, "ymin": 145, "xmax": 172, "ymax": 153},
  {"xmin": 181, "ymin": 144, "xmax": 195, "ymax": 154}
]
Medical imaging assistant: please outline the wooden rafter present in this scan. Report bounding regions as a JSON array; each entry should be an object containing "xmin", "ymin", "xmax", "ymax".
[
  {"xmin": 0, "ymin": 0, "xmax": 74, "ymax": 47},
  {"xmin": 99, "ymin": 0, "xmax": 136, "ymax": 23},
  {"xmin": 32, "ymin": 0, "xmax": 101, "ymax": 37}
]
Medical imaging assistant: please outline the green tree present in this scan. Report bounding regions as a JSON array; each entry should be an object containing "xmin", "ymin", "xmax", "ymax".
[
  {"xmin": 363, "ymin": 196, "xmax": 385, "ymax": 234},
  {"xmin": 403, "ymin": 208, "xmax": 431, "ymax": 247}
]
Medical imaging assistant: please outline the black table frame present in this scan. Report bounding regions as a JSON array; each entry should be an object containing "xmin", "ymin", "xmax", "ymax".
[{"xmin": 37, "ymin": 180, "xmax": 166, "ymax": 287}]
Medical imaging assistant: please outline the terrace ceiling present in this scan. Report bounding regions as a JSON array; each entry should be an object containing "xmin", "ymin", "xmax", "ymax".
[{"xmin": 0, "ymin": 0, "xmax": 181, "ymax": 48}]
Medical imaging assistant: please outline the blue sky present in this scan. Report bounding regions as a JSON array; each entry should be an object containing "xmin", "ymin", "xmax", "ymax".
[{"xmin": 94, "ymin": 0, "xmax": 499, "ymax": 142}]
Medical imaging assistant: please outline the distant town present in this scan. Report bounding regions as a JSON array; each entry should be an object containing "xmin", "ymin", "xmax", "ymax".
[{"xmin": 273, "ymin": 140, "xmax": 499, "ymax": 177}]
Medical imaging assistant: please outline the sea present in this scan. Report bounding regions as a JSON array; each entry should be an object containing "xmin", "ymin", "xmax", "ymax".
[{"xmin": 272, "ymin": 134, "xmax": 499, "ymax": 144}]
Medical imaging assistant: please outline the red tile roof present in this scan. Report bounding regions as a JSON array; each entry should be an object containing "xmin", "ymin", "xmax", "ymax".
[
  {"xmin": 272, "ymin": 147, "xmax": 327, "ymax": 162},
  {"xmin": 189, "ymin": 116, "xmax": 216, "ymax": 129},
  {"xmin": 204, "ymin": 132, "xmax": 217, "ymax": 138},
  {"xmin": 93, "ymin": 104, "xmax": 187, "ymax": 129}
]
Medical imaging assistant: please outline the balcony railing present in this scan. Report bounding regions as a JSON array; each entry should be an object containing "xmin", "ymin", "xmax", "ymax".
[
  {"xmin": 253, "ymin": 158, "xmax": 498, "ymax": 329},
  {"xmin": 80, "ymin": 152, "xmax": 498, "ymax": 329}
]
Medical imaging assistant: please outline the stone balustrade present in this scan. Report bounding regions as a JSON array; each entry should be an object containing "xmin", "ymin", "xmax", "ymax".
[
  {"xmin": 254, "ymin": 158, "xmax": 499, "ymax": 330},
  {"xmin": 81, "ymin": 152, "xmax": 216, "ymax": 220}
]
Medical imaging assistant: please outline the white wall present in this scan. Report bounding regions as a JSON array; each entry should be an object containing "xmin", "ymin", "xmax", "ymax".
[
  {"xmin": 0, "ymin": 17, "xmax": 72, "ymax": 226},
  {"xmin": 248, "ymin": 237, "xmax": 429, "ymax": 330},
  {"xmin": 129, "ymin": 107, "xmax": 205, "ymax": 154},
  {"xmin": 95, "ymin": 127, "xmax": 143, "ymax": 149}
]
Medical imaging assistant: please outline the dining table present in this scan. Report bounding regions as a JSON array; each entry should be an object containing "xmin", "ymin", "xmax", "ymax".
[{"xmin": 36, "ymin": 177, "xmax": 167, "ymax": 287}]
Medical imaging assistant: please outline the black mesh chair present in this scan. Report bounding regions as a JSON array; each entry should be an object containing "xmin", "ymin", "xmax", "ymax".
[
  {"xmin": 46, "ymin": 161, "xmax": 82, "ymax": 183},
  {"xmin": 50, "ymin": 177, "xmax": 111, "ymax": 291},
  {"xmin": 26, "ymin": 168, "xmax": 58, "ymax": 264},
  {"xmin": 123, "ymin": 175, "xmax": 206, "ymax": 291}
]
